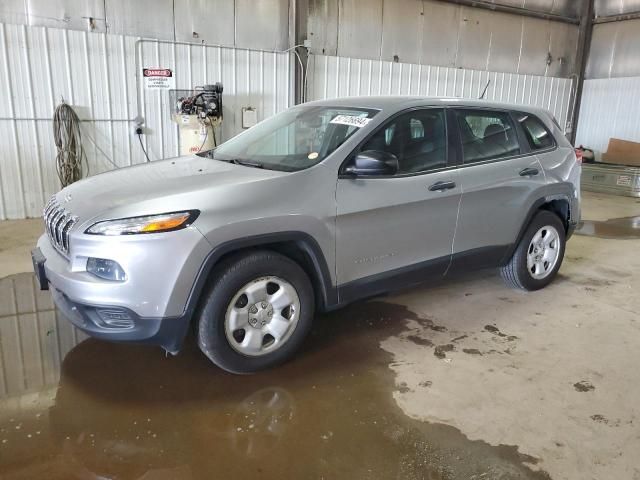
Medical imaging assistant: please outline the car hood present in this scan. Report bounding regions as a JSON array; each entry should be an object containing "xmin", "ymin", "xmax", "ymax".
[{"xmin": 54, "ymin": 155, "xmax": 288, "ymax": 223}]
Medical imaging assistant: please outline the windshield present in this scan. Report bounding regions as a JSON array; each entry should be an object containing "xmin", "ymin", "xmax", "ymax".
[{"xmin": 204, "ymin": 105, "xmax": 379, "ymax": 171}]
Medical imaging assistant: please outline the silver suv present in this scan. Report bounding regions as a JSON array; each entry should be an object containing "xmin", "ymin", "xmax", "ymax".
[{"xmin": 32, "ymin": 97, "xmax": 581, "ymax": 373}]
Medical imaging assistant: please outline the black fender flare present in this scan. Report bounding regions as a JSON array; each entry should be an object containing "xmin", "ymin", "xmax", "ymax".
[
  {"xmin": 181, "ymin": 232, "xmax": 337, "ymax": 320},
  {"xmin": 501, "ymin": 191, "xmax": 574, "ymax": 264}
]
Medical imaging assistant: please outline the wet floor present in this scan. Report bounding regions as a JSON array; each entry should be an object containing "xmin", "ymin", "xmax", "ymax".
[
  {"xmin": 0, "ymin": 273, "xmax": 550, "ymax": 479},
  {"xmin": 576, "ymin": 215, "xmax": 640, "ymax": 239}
]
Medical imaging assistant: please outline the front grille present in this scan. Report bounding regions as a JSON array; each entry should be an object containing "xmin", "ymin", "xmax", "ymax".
[{"xmin": 43, "ymin": 196, "xmax": 78, "ymax": 256}]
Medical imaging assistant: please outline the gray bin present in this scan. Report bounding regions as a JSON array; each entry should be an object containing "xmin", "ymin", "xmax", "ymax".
[{"xmin": 581, "ymin": 163, "xmax": 640, "ymax": 198}]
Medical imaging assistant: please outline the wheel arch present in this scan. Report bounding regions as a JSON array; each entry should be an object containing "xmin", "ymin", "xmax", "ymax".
[
  {"xmin": 182, "ymin": 232, "xmax": 337, "ymax": 320},
  {"xmin": 501, "ymin": 192, "xmax": 573, "ymax": 265}
]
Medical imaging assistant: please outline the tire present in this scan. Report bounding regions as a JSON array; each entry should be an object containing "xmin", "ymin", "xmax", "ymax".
[
  {"xmin": 197, "ymin": 250, "xmax": 314, "ymax": 374},
  {"xmin": 500, "ymin": 210, "xmax": 566, "ymax": 291}
]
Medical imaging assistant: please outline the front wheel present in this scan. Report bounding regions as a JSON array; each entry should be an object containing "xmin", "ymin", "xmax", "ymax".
[
  {"xmin": 197, "ymin": 250, "xmax": 314, "ymax": 374},
  {"xmin": 500, "ymin": 210, "xmax": 566, "ymax": 291}
]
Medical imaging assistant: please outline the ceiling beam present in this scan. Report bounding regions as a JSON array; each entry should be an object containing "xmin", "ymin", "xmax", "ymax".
[
  {"xmin": 436, "ymin": 0, "xmax": 580, "ymax": 25},
  {"xmin": 593, "ymin": 11, "xmax": 640, "ymax": 24}
]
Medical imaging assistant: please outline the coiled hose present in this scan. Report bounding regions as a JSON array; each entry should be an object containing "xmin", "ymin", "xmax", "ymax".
[{"xmin": 53, "ymin": 102, "xmax": 86, "ymax": 187}]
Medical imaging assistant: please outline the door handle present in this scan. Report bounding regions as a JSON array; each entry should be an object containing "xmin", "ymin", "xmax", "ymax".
[
  {"xmin": 519, "ymin": 167, "xmax": 539, "ymax": 177},
  {"xmin": 428, "ymin": 180, "xmax": 456, "ymax": 192}
]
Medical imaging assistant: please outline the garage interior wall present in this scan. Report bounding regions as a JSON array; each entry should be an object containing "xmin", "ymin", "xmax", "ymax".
[
  {"xmin": 575, "ymin": 0, "xmax": 640, "ymax": 155},
  {"xmin": 307, "ymin": 56, "xmax": 574, "ymax": 133},
  {"xmin": 305, "ymin": 0, "xmax": 578, "ymax": 139},
  {"xmin": 0, "ymin": 0, "xmax": 293, "ymax": 221},
  {"xmin": 307, "ymin": 0, "xmax": 580, "ymax": 78},
  {"xmin": 0, "ymin": 0, "xmax": 585, "ymax": 221}
]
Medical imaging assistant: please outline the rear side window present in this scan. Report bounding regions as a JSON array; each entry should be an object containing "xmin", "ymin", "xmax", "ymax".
[
  {"xmin": 455, "ymin": 109, "xmax": 520, "ymax": 163},
  {"xmin": 517, "ymin": 113, "xmax": 555, "ymax": 150}
]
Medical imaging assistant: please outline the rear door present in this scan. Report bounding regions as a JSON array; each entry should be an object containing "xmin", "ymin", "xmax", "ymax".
[
  {"xmin": 449, "ymin": 108, "xmax": 547, "ymax": 272},
  {"xmin": 335, "ymin": 108, "xmax": 461, "ymax": 302}
]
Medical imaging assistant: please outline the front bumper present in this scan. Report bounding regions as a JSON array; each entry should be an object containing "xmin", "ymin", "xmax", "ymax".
[
  {"xmin": 33, "ymin": 246, "xmax": 190, "ymax": 353},
  {"xmin": 49, "ymin": 283, "xmax": 189, "ymax": 354},
  {"xmin": 32, "ymin": 224, "xmax": 212, "ymax": 353}
]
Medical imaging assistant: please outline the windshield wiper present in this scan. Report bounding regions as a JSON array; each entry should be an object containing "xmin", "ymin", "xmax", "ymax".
[{"xmin": 229, "ymin": 159, "xmax": 264, "ymax": 169}]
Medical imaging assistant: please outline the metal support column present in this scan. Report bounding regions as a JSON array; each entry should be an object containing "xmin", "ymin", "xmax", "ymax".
[{"xmin": 569, "ymin": 0, "xmax": 594, "ymax": 145}]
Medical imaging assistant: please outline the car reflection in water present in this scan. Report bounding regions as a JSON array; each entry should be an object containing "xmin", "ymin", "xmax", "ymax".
[
  {"xmin": 49, "ymin": 340, "xmax": 300, "ymax": 479},
  {"xmin": 1, "ymin": 274, "xmax": 549, "ymax": 480}
]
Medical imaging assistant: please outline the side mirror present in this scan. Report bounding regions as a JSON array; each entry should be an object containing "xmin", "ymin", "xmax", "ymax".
[{"xmin": 344, "ymin": 150, "xmax": 399, "ymax": 176}]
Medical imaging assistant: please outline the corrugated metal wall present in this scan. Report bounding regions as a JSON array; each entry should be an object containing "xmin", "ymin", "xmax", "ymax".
[
  {"xmin": 595, "ymin": 0, "xmax": 640, "ymax": 17},
  {"xmin": 0, "ymin": 274, "xmax": 85, "ymax": 399},
  {"xmin": 308, "ymin": 54, "xmax": 575, "ymax": 131},
  {"xmin": 575, "ymin": 76, "xmax": 640, "ymax": 153},
  {"xmin": 575, "ymin": 3, "xmax": 640, "ymax": 152},
  {"xmin": 0, "ymin": 0, "xmax": 291, "ymax": 50},
  {"xmin": 586, "ymin": 19, "xmax": 640, "ymax": 79},
  {"xmin": 0, "ymin": 23, "xmax": 292, "ymax": 220},
  {"xmin": 307, "ymin": 0, "xmax": 580, "ymax": 78}
]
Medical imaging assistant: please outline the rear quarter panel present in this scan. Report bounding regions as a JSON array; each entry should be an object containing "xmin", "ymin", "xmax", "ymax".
[{"xmin": 536, "ymin": 128, "xmax": 581, "ymax": 226}]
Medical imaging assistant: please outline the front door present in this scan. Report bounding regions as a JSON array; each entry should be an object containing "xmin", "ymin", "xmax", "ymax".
[{"xmin": 335, "ymin": 108, "xmax": 461, "ymax": 303}]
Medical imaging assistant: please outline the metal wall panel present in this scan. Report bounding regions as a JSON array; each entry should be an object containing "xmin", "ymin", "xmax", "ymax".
[
  {"xmin": 105, "ymin": 0, "xmax": 175, "ymax": 40},
  {"xmin": 576, "ymin": 76, "xmax": 640, "ymax": 154},
  {"xmin": 0, "ymin": 0, "xmax": 292, "ymax": 50},
  {"xmin": 456, "ymin": 7, "xmax": 495, "ymax": 71},
  {"xmin": 421, "ymin": 0, "xmax": 460, "ymax": 67},
  {"xmin": 485, "ymin": 10, "xmax": 524, "ymax": 73},
  {"xmin": 0, "ymin": 0, "xmax": 27, "ymax": 26},
  {"xmin": 587, "ymin": 19, "xmax": 640, "ymax": 79},
  {"xmin": 174, "ymin": 0, "xmax": 235, "ymax": 45},
  {"xmin": 546, "ymin": 20, "xmax": 578, "ymax": 77},
  {"xmin": 235, "ymin": 0, "xmax": 290, "ymax": 51},
  {"xmin": 25, "ymin": 0, "xmax": 106, "ymax": 31},
  {"xmin": 380, "ymin": 0, "xmax": 423, "ymax": 65},
  {"xmin": 595, "ymin": 0, "xmax": 640, "ymax": 17},
  {"xmin": 495, "ymin": 0, "xmax": 581, "ymax": 18},
  {"xmin": 586, "ymin": 22, "xmax": 617, "ymax": 79},
  {"xmin": 308, "ymin": 53, "xmax": 575, "ymax": 131},
  {"xmin": 308, "ymin": 0, "xmax": 579, "ymax": 77},
  {"xmin": 0, "ymin": 23, "xmax": 292, "ymax": 220},
  {"xmin": 337, "ymin": 0, "xmax": 383, "ymax": 59},
  {"xmin": 0, "ymin": 0, "xmax": 106, "ymax": 31},
  {"xmin": 308, "ymin": 0, "xmax": 339, "ymax": 55},
  {"xmin": 517, "ymin": 16, "xmax": 577, "ymax": 77}
]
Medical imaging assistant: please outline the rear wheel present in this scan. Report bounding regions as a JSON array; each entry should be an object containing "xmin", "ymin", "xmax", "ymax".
[
  {"xmin": 197, "ymin": 250, "xmax": 314, "ymax": 374},
  {"xmin": 501, "ymin": 210, "xmax": 566, "ymax": 291}
]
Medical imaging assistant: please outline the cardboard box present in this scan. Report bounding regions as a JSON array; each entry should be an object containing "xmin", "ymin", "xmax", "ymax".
[{"xmin": 601, "ymin": 138, "xmax": 640, "ymax": 167}]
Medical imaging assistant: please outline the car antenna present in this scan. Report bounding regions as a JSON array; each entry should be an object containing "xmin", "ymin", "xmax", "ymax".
[{"xmin": 479, "ymin": 79, "xmax": 491, "ymax": 100}]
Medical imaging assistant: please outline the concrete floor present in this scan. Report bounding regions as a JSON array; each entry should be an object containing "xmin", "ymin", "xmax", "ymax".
[{"xmin": 0, "ymin": 191, "xmax": 638, "ymax": 479}]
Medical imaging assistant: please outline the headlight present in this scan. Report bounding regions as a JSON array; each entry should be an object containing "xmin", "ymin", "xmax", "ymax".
[{"xmin": 85, "ymin": 210, "xmax": 199, "ymax": 236}]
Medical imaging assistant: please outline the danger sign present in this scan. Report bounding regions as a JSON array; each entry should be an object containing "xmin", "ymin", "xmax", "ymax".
[{"xmin": 143, "ymin": 68, "xmax": 175, "ymax": 90}]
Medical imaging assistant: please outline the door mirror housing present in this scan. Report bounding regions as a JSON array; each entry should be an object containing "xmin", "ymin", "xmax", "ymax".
[{"xmin": 344, "ymin": 150, "xmax": 399, "ymax": 177}]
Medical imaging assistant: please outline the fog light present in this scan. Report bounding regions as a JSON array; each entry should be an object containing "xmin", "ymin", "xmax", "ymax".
[
  {"xmin": 96, "ymin": 309, "xmax": 134, "ymax": 329},
  {"xmin": 87, "ymin": 258, "xmax": 127, "ymax": 281}
]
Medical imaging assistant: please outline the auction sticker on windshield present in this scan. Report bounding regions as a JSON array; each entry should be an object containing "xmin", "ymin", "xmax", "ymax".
[{"xmin": 330, "ymin": 115, "xmax": 371, "ymax": 128}]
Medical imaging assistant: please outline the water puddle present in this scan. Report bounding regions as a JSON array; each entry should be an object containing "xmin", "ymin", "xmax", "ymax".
[
  {"xmin": 0, "ymin": 273, "xmax": 550, "ymax": 479},
  {"xmin": 576, "ymin": 216, "xmax": 640, "ymax": 239}
]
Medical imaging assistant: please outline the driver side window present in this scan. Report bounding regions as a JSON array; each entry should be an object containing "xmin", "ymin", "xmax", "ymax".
[{"xmin": 360, "ymin": 109, "xmax": 447, "ymax": 174}]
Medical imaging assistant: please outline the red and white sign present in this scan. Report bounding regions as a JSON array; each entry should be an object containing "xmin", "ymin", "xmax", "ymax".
[{"xmin": 142, "ymin": 68, "xmax": 175, "ymax": 90}]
